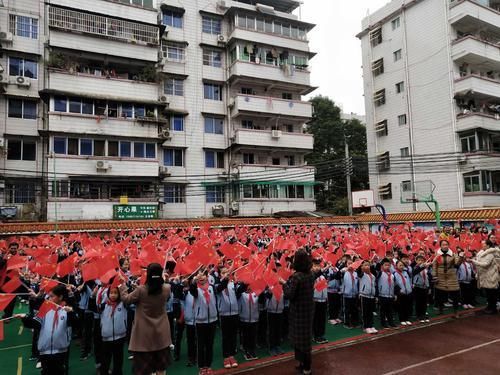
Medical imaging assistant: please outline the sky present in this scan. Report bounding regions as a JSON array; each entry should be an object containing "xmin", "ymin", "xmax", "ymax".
[{"xmin": 299, "ymin": 0, "xmax": 390, "ymax": 115}]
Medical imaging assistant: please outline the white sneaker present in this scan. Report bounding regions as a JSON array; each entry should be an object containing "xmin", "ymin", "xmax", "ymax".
[
  {"xmin": 469, "ymin": 305, "xmax": 475, "ymax": 309},
  {"xmin": 336, "ymin": 319, "xmax": 343, "ymax": 324},
  {"xmin": 420, "ymin": 319, "xmax": 426, "ymax": 323},
  {"xmin": 444, "ymin": 302, "xmax": 453, "ymax": 307},
  {"xmin": 371, "ymin": 327, "xmax": 378, "ymax": 333},
  {"xmin": 328, "ymin": 319, "xmax": 338, "ymax": 325},
  {"xmin": 364, "ymin": 328, "xmax": 371, "ymax": 334},
  {"xmin": 406, "ymin": 321, "xmax": 412, "ymax": 325},
  {"xmin": 425, "ymin": 319, "xmax": 430, "ymax": 323},
  {"xmin": 401, "ymin": 322, "xmax": 407, "ymax": 326},
  {"xmin": 36, "ymin": 362, "xmax": 42, "ymax": 369}
]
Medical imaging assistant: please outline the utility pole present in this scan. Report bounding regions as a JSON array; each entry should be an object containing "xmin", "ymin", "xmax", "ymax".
[{"xmin": 344, "ymin": 133, "xmax": 353, "ymax": 216}]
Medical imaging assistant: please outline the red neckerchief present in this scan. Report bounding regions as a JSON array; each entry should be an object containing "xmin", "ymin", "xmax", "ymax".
[
  {"xmin": 52, "ymin": 301, "xmax": 66, "ymax": 331},
  {"xmin": 463, "ymin": 263, "xmax": 469, "ymax": 280},
  {"xmin": 396, "ymin": 270, "xmax": 407, "ymax": 292},
  {"xmin": 385, "ymin": 271, "xmax": 392, "ymax": 288},
  {"xmin": 199, "ymin": 283, "xmax": 210, "ymax": 304},
  {"xmin": 106, "ymin": 299, "xmax": 119, "ymax": 317}
]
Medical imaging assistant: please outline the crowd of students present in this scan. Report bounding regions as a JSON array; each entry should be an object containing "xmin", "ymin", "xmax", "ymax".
[{"xmin": 0, "ymin": 222, "xmax": 498, "ymax": 375}]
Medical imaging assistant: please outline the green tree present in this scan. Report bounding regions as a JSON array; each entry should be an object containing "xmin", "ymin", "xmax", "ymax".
[{"xmin": 306, "ymin": 96, "xmax": 369, "ymax": 214}]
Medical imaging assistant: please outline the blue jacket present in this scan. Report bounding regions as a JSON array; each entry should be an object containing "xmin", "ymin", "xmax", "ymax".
[
  {"xmin": 341, "ymin": 270, "xmax": 358, "ymax": 298},
  {"xmin": 377, "ymin": 271, "xmax": 395, "ymax": 298},
  {"xmin": 313, "ymin": 274, "xmax": 328, "ymax": 302},
  {"xmin": 359, "ymin": 272, "xmax": 376, "ymax": 298},
  {"xmin": 99, "ymin": 301, "xmax": 127, "ymax": 342},
  {"xmin": 266, "ymin": 290, "xmax": 284, "ymax": 314},
  {"xmin": 457, "ymin": 262, "xmax": 474, "ymax": 284},
  {"xmin": 326, "ymin": 267, "xmax": 341, "ymax": 293},
  {"xmin": 394, "ymin": 270, "xmax": 413, "ymax": 295},
  {"xmin": 215, "ymin": 280, "xmax": 239, "ymax": 317},
  {"xmin": 412, "ymin": 265, "xmax": 430, "ymax": 289},
  {"xmin": 238, "ymin": 292, "xmax": 259, "ymax": 323},
  {"xmin": 190, "ymin": 283, "xmax": 218, "ymax": 324},
  {"xmin": 182, "ymin": 292, "xmax": 196, "ymax": 326}
]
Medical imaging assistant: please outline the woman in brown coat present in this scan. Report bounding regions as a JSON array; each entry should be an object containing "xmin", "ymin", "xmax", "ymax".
[
  {"xmin": 120, "ymin": 263, "xmax": 172, "ymax": 375},
  {"xmin": 280, "ymin": 250, "xmax": 315, "ymax": 375},
  {"xmin": 432, "ymin": 239, "xmax": 463, "ymax": 318}
]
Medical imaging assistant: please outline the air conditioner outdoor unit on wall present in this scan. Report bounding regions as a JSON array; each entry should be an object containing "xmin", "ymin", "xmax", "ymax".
[
  {"xmin": 15, "ymin": 76, "xmax": 31, "ymax": 87},
  {"xmin": 0, "ymin": 31, "xmax": 13, "ymax": 42},
  {"xmin": 271, "ymin": 130, "xmax": 282, "ymax": 138},
  {"xmin": 96, "ymin": 160, "xmax": 110, "ymax": 171}
]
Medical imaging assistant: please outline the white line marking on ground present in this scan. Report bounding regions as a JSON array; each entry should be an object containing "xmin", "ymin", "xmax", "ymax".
[
  {"xmin": 17, "ymin": 356, "xmax": 22, "ymax": 375},
  {"xmin": 0, "ymin": 343, "xmax": 31, "ymax": 352},
  {"xmin": 382, "ymin": 338, "xmax": 500, "ymax": 374},
  {"xmin": 18, "ymin": 326, "xmax": 23, "ymax": 336}
]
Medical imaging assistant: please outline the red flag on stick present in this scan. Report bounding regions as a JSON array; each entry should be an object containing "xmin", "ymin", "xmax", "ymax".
[
  {"xmin": 314, "ymin": 278, "xmax": 328, "ymax": 292},
  {"xmin": 0, "ymin": 295, "xmax": 15, "ymax": 311},
  {"xmin": 40, "ymin": 279, "xmax": 59, "ymax": 293},
  {"xmin": 81, "ymin": 262, "xmax": 99, "ymax": 282},
  {"xmin": 57, "ymin": 253, "xmax": 78, "ymax": 277},
  {"xmin": 37, "ymin": 300, "xmax": 57, "ymax": 318},
  {"xmin": 7, "ymin": 256, "xmax": 28, "ymax": 271},
  {"xmin": 1, "ymin": 277, "xmax": 22, "ymax": 293}
]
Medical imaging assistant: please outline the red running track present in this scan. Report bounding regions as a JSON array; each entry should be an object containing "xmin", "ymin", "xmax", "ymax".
[{"xmin": 248, "ymin": 313, "xmax": 500, "ymax": 375}]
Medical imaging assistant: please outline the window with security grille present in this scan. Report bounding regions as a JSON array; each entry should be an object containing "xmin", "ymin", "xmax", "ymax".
[
  {"xmin": 162, "ymin": 44, "xmax": 186, "ymax": 62},
  {"xmin": 5, "ymin": 181, "xmax": 36, "ymax": 203},
  {"xmin": 164, "ymin": 185, "xmax": 185, "ymax": 203},
  {"xmin": 9, "ymin": 15, "xmax": 38, "ymax": 39},
  {"xmin": 206, "ymin": 185, "xmax": 225, "ymax": 203},
  {"xmin": 202, "ymin": 15, "xmax": 222, "ymax": 34},
  {"xmin": 203, "ymin": 49, "xmax": 222, "ymax": 68},
  {"xmin": 164, "ymin": 78, "xmax": 184, "ymax": 96}
]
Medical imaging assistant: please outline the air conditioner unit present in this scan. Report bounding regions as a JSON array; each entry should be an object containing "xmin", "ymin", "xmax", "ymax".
[
  {"xmin": 217, "ymin": 34, "xmax": 226, "ymax": 44},
  {"xmin": 159, "ymin": 166, "xmax": 170, "ymax": 176},
  {"xmin": 159, "ymin": 128, "xmax": 171, "ymax": 140},
  {"xmin": 0, "ymin": 74, "xmax": 9, "ymax": 85},
  {"xmin": 15, "ymin": 76, "xmax": 31, "ymax": 88},
  {"xmin": 158, "ymin": 95, "xmax": 169, "ymax": 103},
  {"xmin": 231, "ymin": 201, "xmax": 239, "ymax": 212},
  {"xmin": 0, "ymin": 138, "xmax": 5, "ymax": 148},
  {"xmin": 0, "ymin": 31, "xmax": 13, "ymax": 42},
  {"xmin": 96, "ymin": 160, "xmax": 111, "ymax": 171},
  {"xmin": 217, "ymin": 0, "xmax": 228, "ymax": 9},
  {"xmin": 271, "ymin": 130, "xmax": 282, "ymax": 138},
  {"xmin": 212, "ymin": 205, "xmax": 225, "ymax": 217}
]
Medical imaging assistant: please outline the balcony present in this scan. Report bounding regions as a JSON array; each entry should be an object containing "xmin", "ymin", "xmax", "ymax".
[
  {"xmin": 228, "ymin": 28, "xmax": 310, "ymax": 53},
  {"xmin": 450, "ymin": 1, "xmax": 500, "ymax": 32},
  {"xmin": 48, "ymin": 6, "xmax": 159, "ymax": 61},
  {"xmin": 49, "ymin": 155, "xmax": 159, "ymax": 177},
  {"xmin": 48, "ymin": 0, "xmax": 157, "ymax": 23},
  {"xmin": 457, "ymin": 113, "xmax": 500, "ymax": 132},
  {"xmin": 463, "ymin": 152, "xmax": 500, "ymax": 171},
  {"xmin": 454, "ymin": 75, "xmax": 500, "ymax": 100},
  {"xmin": 47, "ymin": 71, "xmax": 159, "ymax": 103},
  {"xmin": 230, "ymin": 94, "xmax": 313, "ymax": 120},
  {"xmin": 233, "ymin": 128, "xmax": 313, "ymax": 151},
  {"xmin": 228, "ymin": 60, "xmax": 313, "ymax": 93},
  {"xmin": 234, "ymin": 164, "xmax": 315, "ymax": 182},
  {"xmin": 452, "ymin": 36, "xmax": 500, "ymax": 69}
]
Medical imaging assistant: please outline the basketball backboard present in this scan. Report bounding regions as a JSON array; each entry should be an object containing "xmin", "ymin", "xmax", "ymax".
[
  {"xmin": 400, "ymin": 180, "xmax": 436, "ymax": 204},
  {"xmin": 352, "ymin": 190, "xmax": 375, "ymax": 208}
]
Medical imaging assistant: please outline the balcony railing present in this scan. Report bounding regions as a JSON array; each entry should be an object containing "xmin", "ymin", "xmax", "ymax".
[{"xmin": 48, "ymin": 6, "xmax": 159, "ymax": 45}]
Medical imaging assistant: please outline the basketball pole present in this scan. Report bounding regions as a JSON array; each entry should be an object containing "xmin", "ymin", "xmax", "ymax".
[{"xmin": 344, "ymin": 134, "xmax": 353, "ymax": 216}]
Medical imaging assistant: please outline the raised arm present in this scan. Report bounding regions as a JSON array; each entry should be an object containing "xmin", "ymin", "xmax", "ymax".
[{"xmin": 119, "ymin": 284, "xmax": 141, "ymax": 305}]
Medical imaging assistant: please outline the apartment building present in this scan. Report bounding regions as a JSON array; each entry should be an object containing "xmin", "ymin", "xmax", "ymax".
[
  {"xmin": 0, "ymin": 0, "xmax": 316, "ymax": 221},
  {"xmin": 358, "ymin": 0, "xmax": 500, "ymax": 213}
]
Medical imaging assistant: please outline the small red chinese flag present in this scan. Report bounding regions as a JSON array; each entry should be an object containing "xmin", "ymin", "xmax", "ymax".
[
  {"xmin": 57, "ymin": 253, "xmax": 78, "ymax": 278},
  {"xmin": 37, "ymin": 300, "xmax": 57, "ymax": 318},
  {"xmin": 1, "ymin": 277, "xmax": 22, "ymax": 294},
  {"xmin": 81, "ymin": 262, "xmax": 99, "ymax": 282},
  {"xmin": 314, "ymin": 278, "xmax": 328, "ymax": 292},
  {"xmin": 40, "ymin": 279, "xmax": 59, "ymax": 293},
  {"xmin": 0, "ymin": 295, "xmax": 15, "ymax": 311},
  {"xmin": 6, "ymin": 255, "xmax": 28, "ymax": 271}
]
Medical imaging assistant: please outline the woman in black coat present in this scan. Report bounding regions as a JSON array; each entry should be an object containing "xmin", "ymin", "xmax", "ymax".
[{"xmin": 280, "ymin": 250, "xmax": 315, "ymax": 375}]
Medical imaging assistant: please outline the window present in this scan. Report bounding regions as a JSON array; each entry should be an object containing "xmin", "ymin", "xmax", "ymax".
[
  {"xmin": 205, "ymin": 150, "xmax": 224, "ymax": 168},
  {"xmin": 8, "ymin": 99, "xmax": 37, "ymax": 119},
  {"xmin": 374, "ymin": 89, "xmax": 386, "ymax": 106},
  {"xmin": 369, "ymin": 27, "xmax": 382, "ymax": 47},
  {"xmin": 108, "ymin": 141, "xmax": 119, "ymax": 157},
  {"xmin": 120, "ymin": 141, "xmax": 131, "ymax": 157},
  {"xmin": 241, "ymin": 88, "xmax": 254, "ymax": 95},
  {"xmin": 285, "ymin": 155, "xmax": 295, "ymax": 166},
  {"xmin": 372, "ymin": 58, "xmax": 384, "ymax": 77},
  {"xmin": 461, "ymin": 134, "xmax": 477, "ymax": 152},
  {"xmin": 9, "ymin": 15, "xmax": 38, "ymax": 39},
  {"xmin": 243, "ymin": 153, "xmax": 255, "ymax": 164},
  {"xmin": 284, "ymin": 124, "xmax": 294, "ymax": 133},
  {"xmin": 377, "ymin": 151, "xmax": 390, "ymax": 171},
  {"xmin": 164, "ymin": 149, "xmax": 184, "ymax": 167},
  {"xmin": 272, "ymin": 158, "xmax": 280, "ymax": 165},
  {"xmin": 391, "ymin": 17, "xmax": 400, "ymax": 30},
  {"xmin": 124, "ymin": 0, "xmax": 154, "ymax": 8},
  {"xmin": 398, "ymin": 114, "xmax": 407, "ymax": 126},
  {"xmin": 162, "ymin": 10, "xmax": 183, "ymax": 28},
  {"xmin": 68, "ymin": 138, "xmax": 78, "ymax": 155},
  {"xmin": 204, "ymin": 83, "xmax": 222, "ymax": 101},
  {"xmin": 206, "ymin": 185, "xmax": 225, "ymax": 203},
  {"xmin": 203, "ymin": 49, "xmax": 222, "ymax": 68},
  {"xmin": 145, "ymin": 143, "xmax": 156, "ymax": 159},
  {"xmin": 164, "ymin": 185, "xmax": 185, "ymax": 203},
  {"xmin": 171, "ymin": 115, "xmax": 184, "ymax": 131},
  {"xmin": 164, "ymin": 78, "xmax": 184, "ymax": 96},
  {"xmin": 9, "ymin": 57, "xmax": 38, "ymax": 79},
  {"xmin": 5, "ymin": 181, "xmax": 36, "ymax": 204},
  {"xmin": 242, "ymin": 120, "xmax": 254, "ymax": 129},
  {"xmin": 202, "ymin": 15, "xmax": 221, "ymax": 34},
  {"xmin": 132, "ymin": 142, "xmax": 155, "ymax": 159},
  {"xmin": 121, "ymin": 103, "xmax": 133, "ymax": 118},
  {"xmin": 94, "ymin": 140, "xmax": 105, "ymax": 157},
  {"xmin": 400, "ymin": 147, "xmax": 410, "ymax": 157},
  {"xmin": 464, "ymin": 173, "xmax": 480, "ymax": 192},
  {"xmin": 396, "ymin": 81, "xmax": 405, "ymax": 94},
  {"xmin": 204, "ymin": 117, "xmax": 224, "ymax": 134},
  {"xmin": 394, "ymin": 49, "xmax": 402, "ymax": 62},
  {"xmin": 54, "ymin": 96, "xmax": 67, "ymax": 112},
  {"xmin": 282, "ymin": 93, "xmax": 293, "ymax": 100},
  {"xmin": 401, "ymin": 180, "xmax": 412, "ymax": 192},
  {"xmin": 162, "ymin": 44, "xmax": 185, "ymax": 62},
  {"xmin": 379, "ymin": 183, "xmax": 392, "ymax": 200},
  {"xmin": 80, "ymin": 139, "xmax": 93, "ymax": 156},
  {"xmin": 7, "ymin": 139, "xmax": 36, "ymax": 161},
  {"xmin": 54, "ymin": 137, "xmax": 66, "ymax": 154},
  {"xmin": 52, "ymin": 181, "xmax": 69, "ymax": 198},
  {"xmin": 375, "ymin": 120, "xmax": 388, "ymax": 136}
]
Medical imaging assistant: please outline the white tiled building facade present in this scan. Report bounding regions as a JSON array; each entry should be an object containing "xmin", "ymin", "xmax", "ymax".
[
  {"xmin": 0, "ymin": 0, "xmax": 316, "ymax": 221},
  {"xmin": 358, "ymin": 0, "xmax": 500, "ymax": 213}
]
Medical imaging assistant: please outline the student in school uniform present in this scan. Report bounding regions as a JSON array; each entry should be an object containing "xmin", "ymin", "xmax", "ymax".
[
  {"xmin": 394, "ymin": 260, "xmax": 413, "ymax": 326},
  {"xmin": 341, "ymin": 260, "xmax": 359, "ymax": 329},
  {"xmin": 457, "ymin": 254, "xmax": 475, "ymax": 309},
  {"xmin": 75, "ymin": 280, "xmax": 94, "ymax": 361},
  {"xmin": 265, "ymin": 286, "xmax": 285, "ymax": 356},
  {"xmin": 181, "ymin": 283, "xmax": 197, "ymax": 367},
  {"xmin": 215, "ymin": 269, "xmax": 239, "ymax": 369},
  {"xmin": 358, "ymin": 260, "xmax": 377, "ymax": 334},
  {"xmin": 237, "ymin": 283, "xmax": 260, "ymax": 361},
  {"xmin": 312, "ymin": 259, "xmax": 328, "ymax": 343},
  {"xmin": 16, "ymin": 285, "xmax": 76, "ymax": 375},
  {"xmin": 377, "ymin": 258, "xmax": 397, "ymax": 328},
  {"xmin": 412, "ymin": 255, "xmax": 431, "ymax": 322},
  {"xmin": 190, "ymin": 271, "xmax": 218, "ymax": 375},
  {"xmin": 326, "ymin": 264, "xmax": 342, "ymax": 325},
  {"xmin": 98, "ymin": 284, "xmax": 127, "ymax": 375},
  {"xmin": 91, "ymin": 283, "xmax": 108, "ymax": 371}
]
